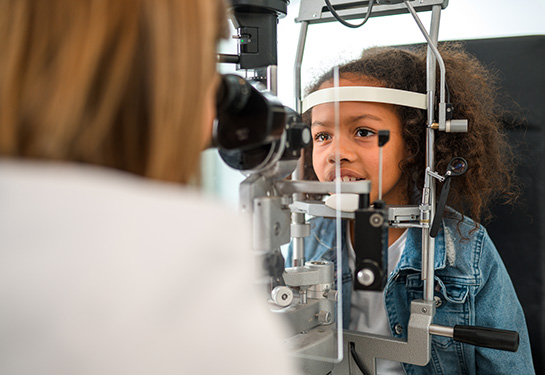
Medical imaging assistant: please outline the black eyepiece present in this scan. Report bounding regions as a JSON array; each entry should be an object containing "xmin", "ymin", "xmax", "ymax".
[
  {"xmin": 216, "ymin": 75, "xmax": 252, "ymax": 114},
  {"xmin": 447, "ymin": 157, "xmax": 468, "ymax": 176}
]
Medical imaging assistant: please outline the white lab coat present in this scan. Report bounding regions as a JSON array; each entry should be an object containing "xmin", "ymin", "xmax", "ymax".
[{"xmin": 0, "ymin": 160, "xmax": 296, "ymax": 375}]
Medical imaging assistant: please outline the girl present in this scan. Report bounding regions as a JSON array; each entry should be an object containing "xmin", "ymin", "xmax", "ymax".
[{"xmin": 288, "ymin": 45, "xmax": 535, "ymax": 374}]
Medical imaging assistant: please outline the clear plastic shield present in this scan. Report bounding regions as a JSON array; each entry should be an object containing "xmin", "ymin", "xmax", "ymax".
[{"xmin": 279, "ymin": 66, "xmax": 379, "ymax": 366}]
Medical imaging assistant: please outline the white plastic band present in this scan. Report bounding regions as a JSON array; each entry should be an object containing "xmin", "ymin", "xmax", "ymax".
[{"xmin": 302, "ymin": 86, "xmax": 428, "ymax": 112}]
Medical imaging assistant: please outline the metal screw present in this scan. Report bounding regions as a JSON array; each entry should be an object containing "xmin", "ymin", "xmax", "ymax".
[
  {"xmin": 369, "ymin": 213, "xmax": 384, "ymax": 227},
  {"xmin": 357, "ymin": 268, "xmax": 375, "ymax": 286},
  {"xmin": 317, "ymin": 311, "xmax": 332, "ymax": 324},
  {"xmin": 421, "ymin": 307, "xmax": 428, "ymax": 313}
]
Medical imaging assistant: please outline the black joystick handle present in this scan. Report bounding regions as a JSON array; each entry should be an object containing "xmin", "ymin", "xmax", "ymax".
[{"xmin": 454, "ymin": 325, "xmax": 519, "ymax": 352}]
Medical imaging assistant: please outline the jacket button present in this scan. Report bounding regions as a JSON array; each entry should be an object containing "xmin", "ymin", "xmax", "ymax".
[
  {"xmin": 394, "ymin": 324, "xmax": 403, "ymax": 335},
  {"xmin": 434, "ymin": 296, "xmax": 443, "ymax": 308}
]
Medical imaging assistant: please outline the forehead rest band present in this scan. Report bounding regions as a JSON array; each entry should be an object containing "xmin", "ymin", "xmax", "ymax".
[{"xmin": 302, "ymin": 86, "xmax": 428, "ymax": 112}]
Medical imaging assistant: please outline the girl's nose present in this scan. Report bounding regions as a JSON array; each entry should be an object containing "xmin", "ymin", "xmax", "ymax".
[{"xmin": 327, "ymin": 139, "xmax": 356, "ymax": 164}]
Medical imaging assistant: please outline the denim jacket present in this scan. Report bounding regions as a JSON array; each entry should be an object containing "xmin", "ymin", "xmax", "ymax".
[{"xmin": 286, "ymin": 213, "xmax": 535, "ymax": 374}]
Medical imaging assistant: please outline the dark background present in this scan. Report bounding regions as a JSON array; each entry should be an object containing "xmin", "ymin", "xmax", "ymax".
[{"xmin": 456, "ymin": 35, "xmax": 544, "ymax": 374}]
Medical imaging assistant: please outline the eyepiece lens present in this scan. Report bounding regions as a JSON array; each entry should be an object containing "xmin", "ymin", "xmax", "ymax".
[{"xmin": 449, "ymin": 157, "xmax": 468, "ymax": 175}]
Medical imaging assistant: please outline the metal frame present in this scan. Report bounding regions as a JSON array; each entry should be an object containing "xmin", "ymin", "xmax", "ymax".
[{"xmin": 292, "ymin": 1, "xmax": 446, "ymax": 373}]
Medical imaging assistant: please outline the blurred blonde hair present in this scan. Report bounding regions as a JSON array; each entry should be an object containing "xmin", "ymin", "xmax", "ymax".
[{"xmin": 0, "ymin": 0, "xmax": 226, "ymax": 183}]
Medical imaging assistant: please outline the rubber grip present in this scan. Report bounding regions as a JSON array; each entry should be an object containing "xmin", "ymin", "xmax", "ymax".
[{"xmin": 453, "ymin": 325, "xmax": 519, "ymax": 352}]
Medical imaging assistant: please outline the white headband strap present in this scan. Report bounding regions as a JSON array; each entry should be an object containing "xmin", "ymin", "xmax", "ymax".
[{"xmin": 302, "ymin": 86, "xmax": 428, "ymax": 112}]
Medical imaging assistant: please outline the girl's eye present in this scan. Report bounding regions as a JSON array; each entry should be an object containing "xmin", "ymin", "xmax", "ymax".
[
  {"xmin": 355, "ymin": 128, "xmax": 375, "ymax": 138},
  {"xmin": 314, "ymin": 132, "xmax": 331, "ymax": 142}
]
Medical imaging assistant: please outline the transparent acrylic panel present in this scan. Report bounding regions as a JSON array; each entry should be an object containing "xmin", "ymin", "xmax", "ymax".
[{"xmin": 282, "ymin": 66, "xmax": 378, "ymax": 366}]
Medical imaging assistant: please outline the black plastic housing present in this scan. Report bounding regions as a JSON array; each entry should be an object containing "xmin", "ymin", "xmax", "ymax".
[
  {"xmin": 228, "ymin": 0, "xmax": 288, "ymax": 69},
  {"xmin": 353, "ymin": 199, "xmax": 389, "ymax": 291}
]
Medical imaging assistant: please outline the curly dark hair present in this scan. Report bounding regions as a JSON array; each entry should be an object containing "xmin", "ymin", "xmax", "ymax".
[{"xmin": 302, "ymin": 43, "xmax": 518, "ymax": 225}]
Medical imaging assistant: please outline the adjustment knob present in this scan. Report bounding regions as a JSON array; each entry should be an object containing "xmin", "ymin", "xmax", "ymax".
[
  {"xmin": 271, "ymin": 286, "xmax": 293, "ymax": 307},
  {"xmin": 357, "ymin": 268, "xmax": 375, "ymax": 286}
]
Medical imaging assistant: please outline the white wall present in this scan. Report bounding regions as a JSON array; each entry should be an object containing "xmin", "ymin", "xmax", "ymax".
[
  {"xmin": 277, "ymin": 0, "xmax": 545, "ymax": 107},
  {"xmin": 203, "ymin": 0, "xmax": 545, "ymax": 205}
]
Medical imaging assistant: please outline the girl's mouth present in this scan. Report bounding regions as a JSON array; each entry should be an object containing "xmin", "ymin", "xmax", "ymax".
[{"xmin": 331, "ymin": 176, "xmax": 365, "ymax": 182}]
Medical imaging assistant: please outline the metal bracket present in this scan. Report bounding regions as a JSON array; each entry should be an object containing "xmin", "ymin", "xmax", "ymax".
[
  {"xmin": 296, "ymin": 0, "xmax": 449, "ymax": 24},
  {"xmin": 426, "ymin": 167, "xmax": 446, "ymax": 182},
  {"xmin": 275, "ymin": 179, "xmax": 371, "ymax": 195},
  {"xmin": 333, "ymin": 300, "xmax": 435, "ymax": 374}
]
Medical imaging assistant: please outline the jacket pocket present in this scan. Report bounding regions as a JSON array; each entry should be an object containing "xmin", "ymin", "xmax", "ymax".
[
  {"xmin": 405, "ymin": 274, "xmax": 470, "ymax": 349},
  {"xmin": 403, "ymin": 274, "xmax": 471, "ymax": 374},
  {"xmin": 405, "ymin": 274, "xmax": 469, "ymax": 307}
]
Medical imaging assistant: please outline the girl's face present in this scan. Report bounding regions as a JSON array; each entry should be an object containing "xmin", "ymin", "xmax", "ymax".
[{"xmin": 311, "ymin": 77, "xmax": 408, "ymax": 206}]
